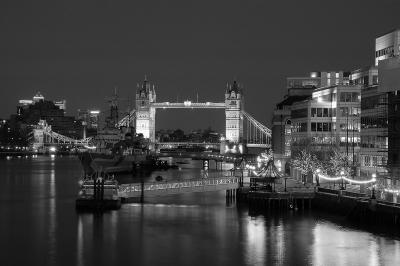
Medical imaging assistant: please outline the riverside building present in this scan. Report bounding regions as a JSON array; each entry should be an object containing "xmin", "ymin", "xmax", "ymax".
[
  {"xmin": 353, "ymin": 65, "xmax": 389, "ymax": 182},
  {"xmin": 375, "ymin": 28, "xmax": 400, "ymax": 66},
  {"xmin": 378, "ymin": 53, "xmax": 400, "ymax": 189},
  {"xmin": 289, "ymin": 84, "xmax": 362, "ymax": 180},
  {"xmin": 272, "ymin": 71, "xmax": 350, "ymax": 174}
]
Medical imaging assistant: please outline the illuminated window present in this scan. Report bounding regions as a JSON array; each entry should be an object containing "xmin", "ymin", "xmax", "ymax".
[
  {"xmin": 372, "ymin": 157, "xmax": 378, "ymax": 167},
  {"xmin": 364, "ymin": 156, "xmax": 370, "ymax": 166}
]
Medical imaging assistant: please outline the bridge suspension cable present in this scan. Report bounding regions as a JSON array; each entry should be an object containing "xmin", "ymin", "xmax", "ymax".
[
  {"xmin": 117, "ymin": 109, "xmax": 136, "ymax": 128},
  {"xmin": 241, "ymin": 110, "xmax": 271, "ymax": 148}
]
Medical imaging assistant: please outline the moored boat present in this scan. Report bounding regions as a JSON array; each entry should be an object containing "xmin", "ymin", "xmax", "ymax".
[
  {"xmin": 79, "ymin": 131, "xmax": 154, "ymax": 174},
  {"xmin": 76, "ymin": 173, "xmax": 121, "ymax": 210}
]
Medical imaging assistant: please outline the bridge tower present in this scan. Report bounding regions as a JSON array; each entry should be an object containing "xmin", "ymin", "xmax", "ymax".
[
  {"xmin": 135, "ymin": 78, "xmax": 156, "ymax": 142},
  {"xmin": 225, "ymin": 81, "xmax": 243, "ymax": 143},
  {"xmin": 32, "ymin": 127, "xmax": 44, "ymax": 150}
]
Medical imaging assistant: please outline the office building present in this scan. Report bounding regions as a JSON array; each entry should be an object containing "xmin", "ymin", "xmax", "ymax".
[
  {"xmin": 272, "ymin": 71, "xmax": 350, "ymax": 174},
  {"xmin": 289, "ymin": 84, "xmax": 362, "ymax": 180},
  {"xmin": 13, "ymin": 93, "xmax": 82, "ymax": 139},
  {"xmin": 375, "ymin": 29, "xmax": 400, "ymax": 66},
  {"xmin": 77, "ymin": 109, "xmax": 101, "ymax": 130},
  {"xmin": 18, "ymin": 92, "xmax": 67, "ymax": 114},
  {"xmin": 378, "ymin": 55, "xmax": 400, "ymax": 186}
]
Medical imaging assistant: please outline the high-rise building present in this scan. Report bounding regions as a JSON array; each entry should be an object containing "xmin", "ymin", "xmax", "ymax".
[
  {"xmin": 348, "ymin": 65, "xmax": 388, "ymax": 181},
  {"xmin": 18, "ymin": 92, "xmax": 67, "ymax": 114},
  {"xmin": 378, "ymin": 56, "xmax": 400, "ymax": 187},
  {"xmin": 77, "ymin": 109, "xmax": 100, "ymax": 129},
  {"xmin": 359, "ymin": 85, "xmax": 388, "ymax": 179},
  {"xmin": 350, "ymin": 66, "xmax": 378, "ymax": 87},
  {"xmin": 375, "ymin": 29, "xmax": 400, "ymax": 66},
  {"xmin": 54, "ymin": 100, "xmax": 66, "ymax": 112},
  {"xmin": 13, "ymin": 92, "xmax": 82, "ymax": 139},
  {"xmin": 287, "ymin": 71, "xmax": 350, "ymax": 89}
]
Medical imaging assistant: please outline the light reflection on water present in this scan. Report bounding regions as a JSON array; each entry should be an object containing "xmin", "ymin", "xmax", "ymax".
[{"xmin": 0, "ymin": 156, "xmax": 400, "ymax": 266}]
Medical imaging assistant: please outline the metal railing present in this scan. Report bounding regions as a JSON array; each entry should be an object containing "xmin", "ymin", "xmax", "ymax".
[{"xmin": 118, "ymin": 176, "xmax": 239, "ymax": 196}]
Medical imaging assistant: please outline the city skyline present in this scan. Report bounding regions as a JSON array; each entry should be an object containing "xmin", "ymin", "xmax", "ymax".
[
  {"xmin": 2, "ymin": 2, "xmax": 400, "ymax": 265},
  {"xmin": 1, "ymin": 0, "xmax": 400, "ymax": 131}
]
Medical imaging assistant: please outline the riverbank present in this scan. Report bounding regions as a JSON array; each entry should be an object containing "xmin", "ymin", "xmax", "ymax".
[{"xmin": 237, "ymin": 185, "xmax": 400, "ymax": 231}]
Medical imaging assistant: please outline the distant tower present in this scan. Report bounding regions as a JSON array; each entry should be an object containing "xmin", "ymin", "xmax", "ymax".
[
  {"xmin": 135, "ymin": 78, "xmax": 156, "ymax": 142},
  {"xmin": 225, "ymin": 81, "xmax": 243, "ymax": 143}
]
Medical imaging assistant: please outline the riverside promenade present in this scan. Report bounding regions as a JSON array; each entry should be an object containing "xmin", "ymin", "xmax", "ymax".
[{"xmin": 238, "ymin": 177, "xmax": 400, "ymax": 227}]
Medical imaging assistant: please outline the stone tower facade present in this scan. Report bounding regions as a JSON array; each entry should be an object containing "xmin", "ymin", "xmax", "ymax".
[
  {"xmin": 135, "ymin": 78, "xmax": 156, "ymax": 142},
  {"xmin": 225, "ymin": 81, "xmax": 243, "ymax": 143}
]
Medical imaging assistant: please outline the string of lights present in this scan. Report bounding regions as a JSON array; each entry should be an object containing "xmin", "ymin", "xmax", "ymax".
[
  {"xmin": 384, "ymin": 188, "xmax": 400, "ymax": 194},
  {"xmin": 317, "ymin": 173, "xmax": 376, "ymax": 184}
]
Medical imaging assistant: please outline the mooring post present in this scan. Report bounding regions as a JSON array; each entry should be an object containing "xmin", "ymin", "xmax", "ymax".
[
  {"xmin": 140, "ymin": 176, "xmax": 144, "ymax": 203},
  {"xmin": 93, "ymin": 179, "xmax": 97, "ymax": 201},
  {"xmin": 101, "ymin": 178, "xmax": 105, "ymax": 201}
]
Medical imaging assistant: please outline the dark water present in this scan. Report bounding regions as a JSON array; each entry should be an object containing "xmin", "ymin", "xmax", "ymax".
[{"xmin": 1, "ymin": 156, "xmax": 400, "ymax": 266}]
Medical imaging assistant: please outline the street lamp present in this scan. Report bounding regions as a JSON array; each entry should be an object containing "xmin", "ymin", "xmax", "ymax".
[
  {"xmin": 315, "ymin": 169, "xmax": 321, "ymax": 187},
  {"xmin": 340, "ymin": 170, "xmax": 345, "ymax": 190},
  {"xmin": 371, "ymin": 173, "xmax": 377, "ymax": 199}
]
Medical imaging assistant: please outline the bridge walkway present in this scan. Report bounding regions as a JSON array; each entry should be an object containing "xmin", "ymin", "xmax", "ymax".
[
  {"xmin": 118, "ymin": 176, "xmax": 240, "ymax": 199},
  {"xmin": 155, "ymin": 152, "xmax": 241, "ymax": 163}
]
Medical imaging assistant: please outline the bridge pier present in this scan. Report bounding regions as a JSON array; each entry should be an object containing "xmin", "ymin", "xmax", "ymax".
[{"xmin": 226, "ymin": 189, "xmax": 236, "ymax": 200}]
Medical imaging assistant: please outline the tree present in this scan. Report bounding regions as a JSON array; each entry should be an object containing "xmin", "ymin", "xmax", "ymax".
[
  {"xmin": 329, "ymin": 149, "xmax": 352, "ymax": 177},
  {"xmin": 291, "ymin": 149, "xmax": 321, "ymax": 183}
]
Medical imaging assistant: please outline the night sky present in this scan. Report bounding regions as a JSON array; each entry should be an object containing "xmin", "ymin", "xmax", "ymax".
[{"xmin": 1, "ymin": 0, "xmax": 399, "ymax": 132}]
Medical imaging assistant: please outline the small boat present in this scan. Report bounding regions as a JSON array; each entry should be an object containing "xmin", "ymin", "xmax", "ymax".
[{"xmin": 76, "ymin": 173, "xmax": 121, "ymax": 211}]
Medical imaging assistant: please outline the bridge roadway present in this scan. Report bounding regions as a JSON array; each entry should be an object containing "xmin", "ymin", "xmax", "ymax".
[
  {"xmin": 155, "ymin": 151, "xmax": 242, "ymax": 163},
  {"xmin": 118, "ymin": 176, "xmax": 240, "ymax": 199}
]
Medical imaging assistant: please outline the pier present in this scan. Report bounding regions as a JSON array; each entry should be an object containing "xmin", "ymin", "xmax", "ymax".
[{"xmin": 118, "ymin": 176, "xmax": 240, "ymax": 202}]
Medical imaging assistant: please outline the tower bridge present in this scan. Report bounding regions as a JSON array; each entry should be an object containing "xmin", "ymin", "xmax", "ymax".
[
  {"xmin": 32, "ymin": 78, "xmax": 271, "ymax": 152},
  {"xmin": 32, "ymin": 120, "xmax": 92, "ymax": 150},
  {"xmin": 118, "ymin": 78, "xmax": 271, "ymax": 151}
]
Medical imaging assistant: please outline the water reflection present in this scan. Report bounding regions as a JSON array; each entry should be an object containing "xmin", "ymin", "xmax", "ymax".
[
  {"xmin": 245, "ymin": 217, "xmax": 266, "ymax": 265},
  {"xmin": 48, "ymin": 167, "xmax": 56, "ymax": 265},
  {"xmin": 312, "ymin": 221, "xmax": 400, "ymax": 266},
  {"xmin": 76, "ymin": 216, "xmax": 84, "ymax": 266},
  {"xmin": 1, "ymin": 156, "xmax": 400, "ymax": 266}
]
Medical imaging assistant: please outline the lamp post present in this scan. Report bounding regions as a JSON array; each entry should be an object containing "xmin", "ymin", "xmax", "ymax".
[
  {"xmin": 340, "ymin": 170, "xmax": 345, "ymax": 190},
  {"xmin": 371, "ymin": 173, "xmax": 377, "ymax": 199},
  {"xmin": 315, "ymin": 169, "xmax": 320, "ymax": 187}
]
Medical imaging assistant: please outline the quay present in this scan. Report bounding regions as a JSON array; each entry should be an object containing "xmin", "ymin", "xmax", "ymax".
[
  {"xmin": 238, "ymin": 177, "xmax": 315, "ymax": 211},
  {"xmin": 237, "ymin": 178, "xmax": 400, "ymax": 227},
  {"xmin": 75, "ymin": 167, "xmax": 400, "ymax": 227}
]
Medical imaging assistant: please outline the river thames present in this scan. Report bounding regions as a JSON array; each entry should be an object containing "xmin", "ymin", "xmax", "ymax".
[{"xmin": 1, "ymin": 156, "xmax": 400, "ymax": 266}]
